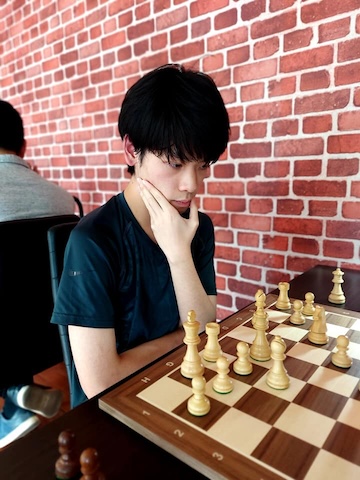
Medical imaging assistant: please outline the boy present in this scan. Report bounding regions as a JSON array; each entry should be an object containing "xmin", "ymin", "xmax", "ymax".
[{"xmin": 51, "ymin": 64, "xmax": 230, "ymax": 407}]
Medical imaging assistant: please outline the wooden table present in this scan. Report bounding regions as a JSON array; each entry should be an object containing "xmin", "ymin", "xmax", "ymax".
[{"xmin": 0, "ymin": 265, "xmax": 358, "ymax": 480}]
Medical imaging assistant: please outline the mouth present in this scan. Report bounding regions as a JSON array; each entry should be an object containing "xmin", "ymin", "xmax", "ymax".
[{"xmin": 172, "ymin": 200, "xmax": 191, "ymax": 209}]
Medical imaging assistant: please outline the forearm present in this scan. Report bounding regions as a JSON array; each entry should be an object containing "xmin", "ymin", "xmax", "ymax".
[{"xmin": 169, "ymin": 256, "xmax": 216, "ymax": 332}]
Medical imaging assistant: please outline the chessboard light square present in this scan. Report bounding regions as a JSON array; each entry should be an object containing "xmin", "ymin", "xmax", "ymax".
[
  {"xmin": 286, "ymin": 342, "xmax": 331, "ymax": 366},
  {"xmin": 265, "ymin": 309, "xmax": 291, "ymax": 323},
  {"xmin": 254, "ymin": 374, "xmax": 305, "ymax": 402},
  {"xmin": 207, "ymin": 408, "xmax": 272, "ymax": 456},
  {"xmin": 137, "ymin": 376, "xmax": 190, "ymax": 412},
  {"xmin": 326, "ymin": 322, "xmax": 350, "ymax": 339},
  {"xmin": 304, "ymin": 449, "xmax": 360, "ymax": 480},
  {"xmin": 274, "ymin": 403, "xmax": 335, "ymax": 448},
  {"xmin": 350, "ymin": 318, "xmax": 360, "ymax": 332},
  {"xmin": 347, "ymin": 341, "xmax": 360, "ymax": 361},
  {"xmin": 205, "ymin": 378, "xmax": 252, "ymax": 407},
  {"xmin": 337, "ymin": 398, "xmax": 360, "ymax": 429},
  {"xmin": 225, "ymin": 325, "xmax": 255, "ymax": 344},
  {"xmin": 270, "ymin": 323, "xmax": 308, "ymax": 342},
  {"xmin": 308, "ymin": 366, "xmax": 359, "ymax": 397},
  {"xmin": 200, "ymin": 352, "xmax": 237, "ymax": 372}
]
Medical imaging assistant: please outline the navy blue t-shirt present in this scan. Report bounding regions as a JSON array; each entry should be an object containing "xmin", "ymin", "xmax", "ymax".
[{"xmin": 51, "ymin": 192, "xmax": 217, "ymax": 406}]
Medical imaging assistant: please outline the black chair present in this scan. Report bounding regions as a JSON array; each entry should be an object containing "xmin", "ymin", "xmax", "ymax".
[
  {"xmin": 0, "ymin": 214, "xmax": 80, "ymax": 390},
  {"xmin": 47, "ymin": 221, "xmax": 79, "ymax": 408}
]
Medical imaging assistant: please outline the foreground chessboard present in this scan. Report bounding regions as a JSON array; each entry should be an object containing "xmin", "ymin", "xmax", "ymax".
[{"xmin": 99, "ymin": 295, "xmax": 360, "ymax": 480}]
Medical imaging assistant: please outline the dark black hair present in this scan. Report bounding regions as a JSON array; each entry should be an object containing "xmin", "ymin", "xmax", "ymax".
[
  {"xmin": 118, "ymin": 64, "xmax": 230, "ymax": 174},
  {"xmin": 0, "ymin": 100, "xmax": 25, "ymax": 155}
]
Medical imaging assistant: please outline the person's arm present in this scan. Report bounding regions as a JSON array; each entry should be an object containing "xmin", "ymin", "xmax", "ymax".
[
  {"xmin": 69, "ymin": 325, "xmax": 184, "ymax": 399},
  {"xmin": 137, "ymin": 178, "xmax": 216, "ymax": 331}
]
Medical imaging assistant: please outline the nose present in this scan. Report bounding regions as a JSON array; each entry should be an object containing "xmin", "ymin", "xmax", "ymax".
[{"xmin": 178, "ymin": 165, "xmax": 200, "ymax": 194}]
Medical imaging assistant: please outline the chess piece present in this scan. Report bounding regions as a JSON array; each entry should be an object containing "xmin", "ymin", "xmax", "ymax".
[
  {"xmin": 79, "ymin": 447, "xmax": 105, "ymax": 479},
  {"xmin": 276, "ymin": 282, "xmax": 291, "ymax": 310},
  {"xmin": 308, "ymin": 305, "xmax": 328, "ymax": 344},
  {"xmin": 180, "ymin": 310, "xmax": 204, "ymax": 379},
  {"xmin": 187, "ymin": 375, "xmax": 210, "ymax": 416},
  {"xmin": 250, "ymin": 306, "xmax": 271, "ymax": 362},
  {"xmin": 233, "ymin": 341, "xmax": 253, "ymax": 375},
  {"xmin": 252, "ymin": 289, "xmax": 266, "ymax": 325},
  {"xmin": 332, "ymin": 335, "xmax": 352, "ymax": 368},
  {"xmin": 212, "ymin": 355, "xmax": 233, "ymax": 394},
  {"xmin": 302, "ymin": 292, "xmax": 316, "ymax": 316},
  {"xmin": 202, "ymin": 322, "xmax": 222, "ymax": 362},
  {"xmin": 266, "ymin": 335, "xmax": 290, "ymax": 390},
  {"xmin": 290, "ymin": 299, "xmax": 305, "ymax": 325},
  {"xmin": 55, "ymin": 429, "xmax": 80, "ymax": 480},
  {"xmin": 328, "ymin": 267, "xmax": 346, "ymax": 304}
]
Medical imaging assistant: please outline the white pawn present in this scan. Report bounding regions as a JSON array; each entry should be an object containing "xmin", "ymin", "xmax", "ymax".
[
  {"xmin": 266, "ymin": 336, "xmax": 290, "ymax": 390},
  {"xmin": 290, "ymin": 299, "xmax": 305, "ymax": 325},
  {"xmin": 187, "ymin": 376, "xmax": 210, "ymax": 416},
  {"xmin": 302, "ymin": 292, "xmax": 316, "ymax": 316},
  {"xmin": 276, "ymin": 282, "xmax": 291, "ymax": 310},
  {"xmin": 233, "ymin": 341, "xmax": 253, "ymax": 375},
  {"xmin": 212, "ymin": 355, "xmax": 233, "ymax": 394},
  {"xmin": 203, "ymin": 322, "xmax": 222, "ymax": 362},
  {"xmin": 332, "ymin": 335, "xmax": 352, "ymax": 368}
]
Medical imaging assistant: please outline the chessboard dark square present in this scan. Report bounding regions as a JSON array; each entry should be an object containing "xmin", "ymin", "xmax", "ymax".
[
  {"xmin": 252, "ymin": 427, "xmax": 319, "ymax": 479},
  {"xmin": 283, "ymin": 356, "xmax": 318, "ymax": 382},
  {"xmin": 293, "ymin": 384, "xmax": 347, "ymax": 419},
  {"xmin": 172, "ymin": 396, "xmax": 229, "ymax": 431},
  {"xmin": 233, "ymin": 388, "xmax": 289, "ymax": 425},
  {"xmin": 323, "ymin": 422, "xmax": 360, "ymax": 466}
]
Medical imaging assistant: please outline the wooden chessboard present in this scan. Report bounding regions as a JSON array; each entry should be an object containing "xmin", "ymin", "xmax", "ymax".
[{"xmin": 99, "ymin": 294, "xmax": 360, "ymax": 480}]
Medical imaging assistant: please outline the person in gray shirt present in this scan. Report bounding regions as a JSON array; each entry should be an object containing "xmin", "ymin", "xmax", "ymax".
[{"xmin": 0, "ymin": 99, "xmax": 76, "ymax": 449}]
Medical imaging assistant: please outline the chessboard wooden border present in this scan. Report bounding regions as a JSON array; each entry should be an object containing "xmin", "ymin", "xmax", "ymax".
[{"xmin": 98, "ymin": 296, "xmax": 360, "ymax": 480}]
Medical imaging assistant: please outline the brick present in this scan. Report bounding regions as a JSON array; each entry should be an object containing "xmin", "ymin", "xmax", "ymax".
[
  {"xmin": 240, "ymin": 265, "xmax": 262, "ymax": 281},
  {"xmin": 208, "ymin": 213, "xmax": 229, "ymax": 228},
  {"xmin": 243, "ymin": 123, "xmax": 267, "ymax": 139},
  {"xmin": 215, "ymin": 230, "xmax": 234, "ymax": 244},
  {"xmin": 190, "ymin": 0, "xmax": 229, "ymax": 16},
  {"xmin": 272, "ymin": 119, "xmax": 298, "ymax": 137},
  {"xmin": 274, "ymin": 217, "xmax": 323, "ymax": 236},
  {"xmin": 249, "ymin": 198, "xmax": 273, "ymax": 214},
  {"xmin": 302, "ymin": 0, "xmax": 360, "ymax": 23},
  {"xmin": 300, "ymin": 70, "xmax": 330, "ymax": 91},
  {"xmin": 303, "ymin": 115, "xmax": 332, "ymax": 134},
  {"xmin": 225, "ymin": 198, "xmax": 246, "ymax": 212},
  {"xmin": 254, "ymin": 37, "xmax": 280, "ymax": 60},
  {"xmin": 251, "ymin": 11, "xmax": 296, "ymax": 39},
  {"xmin": 264, "ymin": 160, "xmax": 290, "ymax": 178},
  {"xmin": 208, "ymin": 181, "xmax": 245, "ymax": 196},
  {"xmin": 234, "ymin": 59, "xmax": 277, "ymax": 83},
  {"xmin": 335, "ymin": 61, "xmax": 360, "ymax": 86},
  {"xmin": 241, "ymin": 0, "xmax": 266, "ymax": 21},
  {"xmin": 243, "ymin": 250, "xmax": 285, "ymax": 269},
  {"xmin": 351, "ymin": 181, "xmax": 360, "ymax": 197},
  {"xmin": 208, "ymin": 26, "xmax": 248, "ymax": 52},
  {"xmin": 342, "ymin": 202, "xmax": 360, "ymax": 219},
  {"xmin": 294, "ymin": 159, "xmax": 322, "ymax": 177},
  {"xmin": 203, "ymin": 197, "xmax": 222, "ymax": 211},
  {"xmin": 327, "ymin": 220, "xmax": 360, "ymax": 240},
  {"xmin": 309, "ymin": 200, "xmax": 338, "ymax": 217},
  {"xmin": 295, "ymin": 90, "xmax": 350, "ymax": 114},
  {"xmin": 248, "ymin": 180, "xmax": 289, "ymax": 196},
  {"xmin": 323, "ymin": 240, "xmax": 354, "ymax": 259},
  {"xmin": 247, "ymin": 99, "xmax": 292, "ymax": 120},
  {"xmin": 217, "ymin": 261, "xmax": 237, "ymax": 276},
  {"xmin": 275, "ymin": 138, "xmax": 324, "ymax": 157},
  {"xmin": 192, "ymin": 18, "xmax": 211, "ymax": 38},
  {"xmin": 236, "ymin": 296, "xmax": 255, "ymax": 311},
  {"xmin": 241, "ymin": 83, "xmax": 265, "ymax": 102},
  {"xmin": 262, "ymin": 235, "xmax": 289, "ymax": 251},
  {"xmin": 338, "ymin": 111, "xmax": 360, "ymax": 131},
  {"xmin": 232, "ymin": 214, "xmax": 271, "ymax": 231},
  {"xmin": 215, "ymin": 8, "xmax": 238, "ymax": 30},
  {"xmin": 268, "ymin": 76, "xmax": 296, "ymax": 97},
  {"xmin": 237, "ymin": 232, "xmax": 260, "ymax": 247},
  {"xmin": 231, "ymin": 142, "xmax": 271, "ymax": 159},
  {"xmin": 292, "ymin": 237, "xmax": 320, "ymax": 255},
  {"xmin": 227, "ymin": 45, "xmax": 250, "ymax": 66},
  {"xmin": 327, "ymin": 158, "xmax": 359, "ymax": 176},
  {"xmin": 217, "ymin": 293, "xmax": 234, "ymax": 308},
  {"xmin": 277, "ymin": 199, "xmax": 304, "ymax": 215},
  {"xmin": 294, "ymin": 180, "xmax": 346, "ymax": 197},
  {"xmin": 319, "ymin": 17, "xmax": 350, "ymax": 42},
  {"xmin": 287, "ymin": 257, "xmax": 321, "ymax": 274},
  {"xmin": 215, "ymin": 245, "xmax": 240, "ymax": 261},
  {"xmin": 266, "ymin": 270, "xmax": 291, "ymax": 285},
  {"xmin": 328, "ymin": 133, "xmax": 360, "ymax": 153},
  {"xmin": 284, "ymin": 28, "xmax": 313, "ymax": 52},
  {"xmin": 281, "ymin": 45, "xmax": 333, "ymax": 73}
]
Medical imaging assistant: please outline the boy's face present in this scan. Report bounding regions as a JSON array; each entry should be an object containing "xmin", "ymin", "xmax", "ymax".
[{"xmin": 135, "ymin": 151, "xmax": 211, "ymax": 214}]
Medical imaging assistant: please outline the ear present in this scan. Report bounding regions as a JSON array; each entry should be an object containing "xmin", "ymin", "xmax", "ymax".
[
  {"xmin": 19, "ymin": 139, "xmax": 27, "ymax": 158},
  {"xmin": 123, "ymin": 134, "xmax": 137, "ymax": 167}
]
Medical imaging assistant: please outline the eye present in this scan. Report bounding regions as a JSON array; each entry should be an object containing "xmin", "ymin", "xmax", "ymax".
[{"xmin": 169, "ymin": 161, "xmax": 183, "ymax": 169}]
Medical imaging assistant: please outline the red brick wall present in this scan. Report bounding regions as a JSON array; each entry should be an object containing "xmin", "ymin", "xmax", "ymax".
[{"xmin": 1, "ymin": 0, "xmax": 359, "ymax": 319}]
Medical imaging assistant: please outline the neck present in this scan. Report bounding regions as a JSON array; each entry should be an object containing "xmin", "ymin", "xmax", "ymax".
[{"xmin": 124, "ymin": 177, "xmax": 156, "ymax": 242}]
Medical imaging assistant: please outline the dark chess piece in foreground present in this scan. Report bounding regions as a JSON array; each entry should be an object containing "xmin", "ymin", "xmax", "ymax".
[
  {"xmin": 55, "ymin": 429, "xmax": 80, "ymax": 480},
  {"xmin": 79, "ymin": 447, "xmax": 105, "ymax": 480}
]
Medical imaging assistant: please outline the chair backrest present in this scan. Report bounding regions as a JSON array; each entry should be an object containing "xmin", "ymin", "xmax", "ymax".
[
  {"xmin": 0, "ymin": 214, "xmax": 80, "ymax": 387},
  {"xmin": 47, "ymin": 221, "xmax": 79, "ymax": 408}
]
